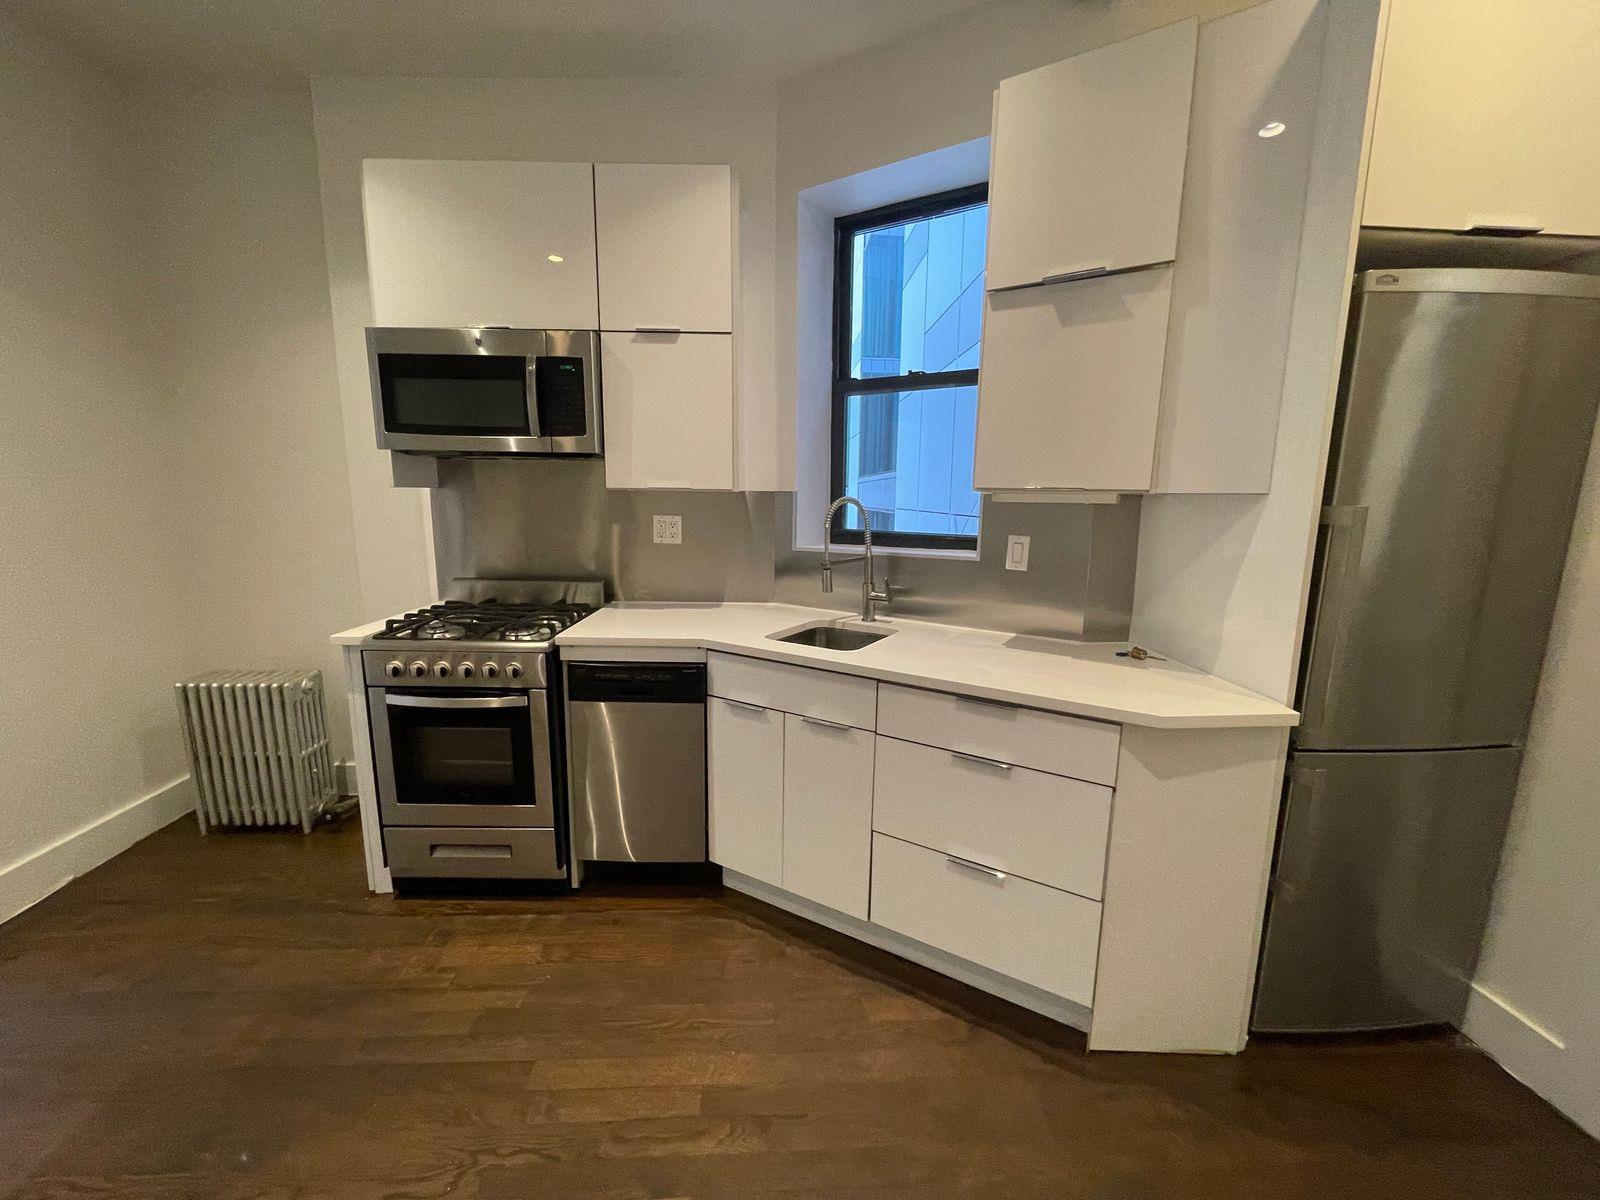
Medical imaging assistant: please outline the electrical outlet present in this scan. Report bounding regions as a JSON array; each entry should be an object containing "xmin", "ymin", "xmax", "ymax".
[
  {"xmin": 652, "ymin": 515, "xmax": 682, "ymax": 545},
  {"xmin": 1005, "ymin": 534, "xmax": 1030, "ymax": 572}
]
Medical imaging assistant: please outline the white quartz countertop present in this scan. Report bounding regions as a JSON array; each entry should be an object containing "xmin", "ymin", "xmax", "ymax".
[{"xmin": 550, "ymin": 602, "xmax": 1297, "ymax": 730}]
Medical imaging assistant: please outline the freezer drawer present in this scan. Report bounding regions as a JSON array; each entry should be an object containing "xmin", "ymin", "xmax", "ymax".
[
  {"xmin": 565, "ymin": 662, "xmax": 708, "ymax": 863},
  {"xmin": 1252, "ymin": 747, "xmax": 1521, "ymax": 1034}
]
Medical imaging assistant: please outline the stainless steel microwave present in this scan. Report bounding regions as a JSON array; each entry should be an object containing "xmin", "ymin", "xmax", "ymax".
[{"xmin": 366, "ymin": 327, "xmax": 601, "ymax": 455}]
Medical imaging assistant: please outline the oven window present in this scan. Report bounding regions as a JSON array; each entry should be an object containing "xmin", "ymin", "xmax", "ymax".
[
  {"xmin": 379, "ymin": 353, "xmax": 530, "ymax": 436},
  {"xmin": 386, "ymin": 698, "xmax": 537, "ymax": 808}
]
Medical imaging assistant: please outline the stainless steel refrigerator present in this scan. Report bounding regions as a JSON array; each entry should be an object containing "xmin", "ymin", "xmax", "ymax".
[{"xmin": 1252, "ymin": 268, "xmax": 1600, "ymax": 1033}]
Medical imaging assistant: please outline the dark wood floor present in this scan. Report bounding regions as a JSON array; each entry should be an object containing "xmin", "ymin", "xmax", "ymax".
[{"xmin": 1, "ymin": 819, "xmax": 1596, "ymax": 1200}]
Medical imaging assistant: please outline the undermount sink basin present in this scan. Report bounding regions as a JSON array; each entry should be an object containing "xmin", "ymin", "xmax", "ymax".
[{"xmin": 771, "ymin": 622, "xmax": 894, "ymax": 651}]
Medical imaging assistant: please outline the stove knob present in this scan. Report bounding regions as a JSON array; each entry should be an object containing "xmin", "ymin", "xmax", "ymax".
[
  {"xmin": 384, "ymin": 660, "xmax": 405, "ymax": 679},
  {"xmin": 481, "ymin": 662, "xmax": 500, "ymax": 680},
  {"xmin": 458, "ymin": 662, "xmax": 475, "ymax": 679},
  {"xmin": 433, "ymin": 661, "xmax": 452, "ymax": 678},
  {"xmin": 409, "ymin": 660, "xmax": 428, "ymax": 679},
  {"xmin": 506, "ymin": 662, "xmax": 524, "ymax": 681}
]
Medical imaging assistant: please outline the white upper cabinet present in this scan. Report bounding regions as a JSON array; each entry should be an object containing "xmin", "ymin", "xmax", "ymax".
[
  {"xmin": 362, "ymin": 159, "xmax": 598, "ymax": 329},
  {"xmin": 984, "ymin": 19, "xmax": 1197, "ymax": 292},
  {"xmin": 601, "ymin": 332, "xmax": 734, "ymax": 490},
  {"xmin": 975, "ymin": 268, "xmax": 1173, "ymax": 493},
  {"xmin": 595, "ymin": 163, "xmax": 735, "ymax": 333},
  {"xmin": 1363, "ymin": 0, "xmax": 1600, "ymax": 237}
]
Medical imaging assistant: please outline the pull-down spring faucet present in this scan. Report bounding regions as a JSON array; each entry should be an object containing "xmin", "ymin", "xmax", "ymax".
[{"xmin": 821, "ymin": 496, "xmax": 891, "ymax": 623}]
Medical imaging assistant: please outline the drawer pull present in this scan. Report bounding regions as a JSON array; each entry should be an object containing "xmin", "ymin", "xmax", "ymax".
[
  {"xmin": 723, "ymin": 699, "xmax": 767, "ymax": 714},
  {"xmin": 945, "ymin": 854, "xmax": 1007, "ymax": 882},
  {"xmin": 955, "ymin": 693, "xmax": 1014, "ymax": 711},
  {"xmin": 799, "ymin": 715, "xmax": 851, "ymax": 731},
  {"xmin": 431, "ymin": 843, "xmax": 513, "ymax": 860},
  {"xmin": 951, "ymin": 750, "xmax": 1013, "ymax": 772}
]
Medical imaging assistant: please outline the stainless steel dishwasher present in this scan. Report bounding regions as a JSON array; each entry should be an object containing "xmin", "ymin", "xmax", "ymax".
[{"xmin": 563, "ymin": 661, "xmax": 707, "ymax": 865}]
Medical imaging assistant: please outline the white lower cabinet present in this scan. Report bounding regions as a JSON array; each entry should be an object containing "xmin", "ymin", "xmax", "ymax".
[
  {"xmin": 707, "ymin": 697, "xmax": 784, "ymax": 885},
  {"xmin": 870, "ymin": 833, "xmax": 1101, "ymax": 1007},
  {"xmin": 782, "ymin": 714, "xmax": 874, "ymax": 920}
]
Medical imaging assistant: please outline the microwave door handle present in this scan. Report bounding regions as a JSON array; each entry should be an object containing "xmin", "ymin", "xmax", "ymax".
[{"xmin": 527, "ymin": 329, "xmax": 551, "ymax": 441}]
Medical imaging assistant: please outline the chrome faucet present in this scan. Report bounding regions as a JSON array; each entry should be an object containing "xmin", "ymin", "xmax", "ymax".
[{"xmin": 821, "ymin": 496, "xmax": 891, "ymax": 623}]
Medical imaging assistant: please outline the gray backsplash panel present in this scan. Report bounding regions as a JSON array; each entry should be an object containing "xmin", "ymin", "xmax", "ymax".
[{"xmin": 430, "ymin": 458, "xmax": 1138, "ymax": 641}]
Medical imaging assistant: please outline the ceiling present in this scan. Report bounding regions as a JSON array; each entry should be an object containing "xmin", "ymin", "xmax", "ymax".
[{"xmin": 5, "ymin": 0, "xmax": 1004, "ymax": 85}]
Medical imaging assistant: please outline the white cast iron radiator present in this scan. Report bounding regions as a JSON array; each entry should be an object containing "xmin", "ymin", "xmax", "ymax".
[{"xmin": 174, "ymin": 670, "xmax": 336, "ymax": 833}]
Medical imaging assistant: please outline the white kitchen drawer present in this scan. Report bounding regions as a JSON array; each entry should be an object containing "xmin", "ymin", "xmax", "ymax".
[
  {"xmin": 873, "ymin": 735, "xmax": 1110, "ymax": 900},
  {"xmin": 707, "ymin": 652, "xmax": 876, "ymax": 730},
  {"xmin": 876, "ymin": 683, "xmax": 1119, "ymax": 785},
  {"xmin": 870, "ymin": 833, "xmax": 1101, "ymax": 1007}
]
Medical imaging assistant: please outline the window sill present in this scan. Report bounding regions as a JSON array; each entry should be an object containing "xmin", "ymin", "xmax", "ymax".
[{"xmin": 795, "ymin": 540, "xmax": 980, "ymax": 562}]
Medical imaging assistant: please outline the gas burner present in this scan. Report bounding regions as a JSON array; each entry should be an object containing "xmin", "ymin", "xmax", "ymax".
[
  {"xmin": 372, "ymin": 598, "xmax": 597, "ymax": 643},
  {"xmin": 502, "ymin": 621, "xmax": 558, "ymax": 642},
  {"xmin": 416, "ymin": 618, "xmax": 467, "ymax": 640}
]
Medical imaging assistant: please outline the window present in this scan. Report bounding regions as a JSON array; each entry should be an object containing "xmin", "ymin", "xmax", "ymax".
[{"xmin": 831, "ymin": 184, "xmax": 987, "ymax": 550}]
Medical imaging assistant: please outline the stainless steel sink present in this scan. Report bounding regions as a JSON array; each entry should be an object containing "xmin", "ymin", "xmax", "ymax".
[{"xmin": 771, "ymin": 623, "xmax": 894, "ymax": 651}]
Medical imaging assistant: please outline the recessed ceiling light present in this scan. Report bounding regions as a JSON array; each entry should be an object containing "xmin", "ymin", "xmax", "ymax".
[
  {"xmin": 1257, "ymin": 121, "xmax": 1286, "ymax": 138},
  {"xmin": 547, "ymin": 253, "xmax": 564, "ymax": 263}
]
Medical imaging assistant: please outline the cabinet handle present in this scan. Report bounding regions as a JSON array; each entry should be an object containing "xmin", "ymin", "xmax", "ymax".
[
  {"xmin": 951, "ymin": 750, "xmax": 1012, "ymax": 772},
  {"xmin": 1039, "ymin": 265, "xmax": 1110, "ymax": 284},
  {"xmin": 799, "ymin": 715, "xmax": 851, "ymax": 731},
  {"xmin": 945, "ymin": 855, "xmax": 1007, "ymax": 881},
  {"xmin": 1464, "ymin": 222, "xmax": 1543, "ymax": 237},
  {"xmin": 955, "ymin": 693, "xmax": 1013, "ymax": 711},
  {"xmin": 723, "ymin": 699, "xmax": 767, "ymax": 714},
  {"xmin": 635, "ymin": 325, "xmax": 683, "ymax": 334}
]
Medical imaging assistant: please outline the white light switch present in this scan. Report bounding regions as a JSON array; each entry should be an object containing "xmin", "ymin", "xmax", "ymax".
[
  {"xmin": 1005, "ymin": 534, "xmax": 1030, "ymax": 571},
  {"xmin": 652, "ymin": 515, "xmax": 682, "ymax": 545}
]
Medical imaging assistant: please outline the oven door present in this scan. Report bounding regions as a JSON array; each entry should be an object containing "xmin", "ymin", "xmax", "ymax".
[{"xmin": 368, "ymin": 688, "xmax": 553, "ymax": 829}]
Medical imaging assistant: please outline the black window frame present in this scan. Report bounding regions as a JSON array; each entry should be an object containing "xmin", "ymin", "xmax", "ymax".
[{"xmin": 829, "ymin": 182, "xmax": 987, "ymax": 551}]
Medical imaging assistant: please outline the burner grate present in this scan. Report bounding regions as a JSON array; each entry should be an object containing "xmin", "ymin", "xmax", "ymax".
[{"xmin": 374, "ymin": 600, "xmax": 595, "ymax": 642}]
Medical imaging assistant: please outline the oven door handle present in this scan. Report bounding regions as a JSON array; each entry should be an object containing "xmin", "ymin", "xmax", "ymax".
[{"xmin": 384, "ymin": 694, "xmax": 529, "ymax": 710}]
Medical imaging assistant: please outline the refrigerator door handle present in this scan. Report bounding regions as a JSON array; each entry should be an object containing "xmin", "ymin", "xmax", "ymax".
[
  {"xmin": 1298, "ymin": 505, "xmax": 1369, "ymax": 743},
  {"xmin": 1270, "ymin": 764, "xmax": 1325, "ymax": 901}
]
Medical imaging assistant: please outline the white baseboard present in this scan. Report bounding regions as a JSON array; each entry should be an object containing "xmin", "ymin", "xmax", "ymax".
[
  {"xmin": 0, "ymin": 775, "xmax": 196, "ymax": 928},
  {"xmin": 722, "ymin": 869, "xmax": 1093, "ymax": 1034},
  {"xmin": 1464, "ymin": 979, "xmax": 1598, "ymax": 1139}
]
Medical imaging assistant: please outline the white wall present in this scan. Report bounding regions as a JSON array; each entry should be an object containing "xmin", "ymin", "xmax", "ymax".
[
  {"xmin": 1465, "ymin": 417, "xmax": 1600, "ymax": 1139},
  {"xmin": 307, "ymin": 75, "xmax": 780, "ymax": 610},
  {"xmin": 1, "ymin": 16, "xmax": 369, "ymax": 922},
  {"xmin": 122, "ymin": 85, "xmax": 364, "ymax": 757},
  {"xmin": 0, "ymin": 18, "xmax": 196, "ymax": 919}
]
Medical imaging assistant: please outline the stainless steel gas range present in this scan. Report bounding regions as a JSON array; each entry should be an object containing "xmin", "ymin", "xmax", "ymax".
[{"xmin": 359, "ymin": 580, "xmax": 602, "ymax": 884}]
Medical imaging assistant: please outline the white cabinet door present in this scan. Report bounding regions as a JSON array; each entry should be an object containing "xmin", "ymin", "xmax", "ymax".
[
  {"xmin": 595, "ymin": 164, "xmax": 734, "ymax": 333},
  {"xmin": 1363, "ymin": 0, "xmax": 1600, "ymax": 237},
  {"xmin": 361, "ymin": 159, "xmax": 598, "ymax": 329},
  {"xmin": 985, "ymin": 19, "xmax": 1197, "ymax": 292},
  {"xmin": 708, "ymin": 698, "xmax": 784, "ymax": 886},
  {"xmin": 782, "ymin": 714, "xmax": 874, "ymax": 920},
  {"xmin": 600, "ymin": 333, "xmax": 734, "ymax": 490},
  {"xmin": 973, "ymin": 266, "xmax": 1173, "ymax": 493}
]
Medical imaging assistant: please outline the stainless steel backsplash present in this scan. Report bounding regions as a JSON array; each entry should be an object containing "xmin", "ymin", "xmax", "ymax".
[{"xmin": 431, "ymin": 458, "xmax": 1138, "ymax": 640}]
